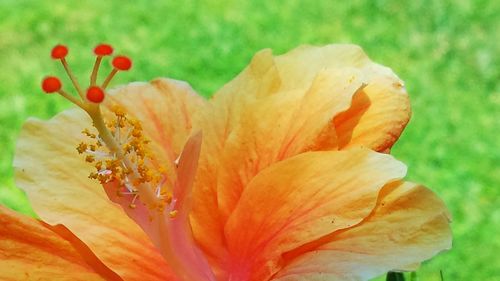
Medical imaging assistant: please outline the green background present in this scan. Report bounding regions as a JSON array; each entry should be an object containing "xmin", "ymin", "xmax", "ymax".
[{"xmin": 0, "ymin": 0, "xmax": 498, "ymax": 280}]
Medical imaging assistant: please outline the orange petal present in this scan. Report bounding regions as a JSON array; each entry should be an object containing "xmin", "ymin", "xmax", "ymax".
[
  {"xmin": 334, "ymin": 75, "xmax": 411, "ymax": 151},
  {"xmin": 215, "ymin": 66, "xmax": 365, "ymax": 212},
  {"xmin": 14, "ymin": 79, "xmax": 204, "ymax": 281},
  {"xmin": 191, "ymin": 46, "xmax": 370, "ymax": 264},
  {"xmin": 0, "ymin": 205, "xmax": 118, "ymax": 280},
  {"xmin": 104, "ymin": 132, "xmax": 215, "ymax": 281},
  {"xmin": 224, "ymin": 148, "xmax": 407, "ymax": 280},
  {"xmin": 259, "ymin": 44, "xmax": 411, "ymax": 152},
  {"xmin": 274, "ymin": 182, "xmax": 452, "ymax": 281},
  {"xmin": 192, "ymin": 45, "xmax": 409, "ymax": 269},
  {"xmin": 105, "ymin": 79, "xmax": 220, "ymax": 277},
  {"xmin": 105, "ymin": 78, "xmax": 207, "ymax": 176}
]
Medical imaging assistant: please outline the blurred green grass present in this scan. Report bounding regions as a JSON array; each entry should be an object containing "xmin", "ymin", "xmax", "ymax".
[{"xmin": 0, "ymin": 0, "xmax": 498, "ymax": 279}]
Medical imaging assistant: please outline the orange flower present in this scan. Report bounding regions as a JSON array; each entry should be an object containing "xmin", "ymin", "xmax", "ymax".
[{"xmin": 3, "ymin": 44, "xmax": 451, "ymax": 281}]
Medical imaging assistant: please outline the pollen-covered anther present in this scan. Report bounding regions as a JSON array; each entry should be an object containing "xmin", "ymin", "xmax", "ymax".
[
  {"xmin": 169, "ymin": 210, "xmax": 178, "ymax": 218},
  {"xmin": 82, "ymin": 129, "xmax": 96, "ymax": 138},
  {"xmin": 164, "ymin": 193, "xmax": 173, "ymax": 204},
  {"xmin": 112, "ymin": 105, "xmax": 126, "ymax": 117},
  {"xmin": 79, "ymin": 108, "xmax": 170, "ymax": 212},
  {"xmin": 76, "ymin": 143, "xmax": 87, "ymax": 154},
  {"xmin": 95, "ymin": 162, "xmax": 103, "ymax": 170}
]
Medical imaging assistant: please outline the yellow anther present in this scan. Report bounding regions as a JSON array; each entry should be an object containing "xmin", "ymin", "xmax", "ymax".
[
  {"xmin": 95, "ymin": 161, "xmax": 103, "ymax": 170},
  {"xmin": 141, "ymin": 170, "xmax": 153, "ymax": 182},
  {"xmin": 124, "ymin": 144, "xmax": 132, "ymax": 153},
  {"xmin": 111, "ymin": 105, "xmax": 126, "ymax": 118},
  {"xmin": 132, "ymin": 129, "xmax": 142, "ymax": 138},
  {"xmin": 118, "ymin": 117, "xmax": 126, "ymax": 128},
  {"xmin": 76, "ymin": 143, "xmax": 87, "ymax": 154},
  {"xmin": 82, "ymin": 128, "xmax": 96, "ymax": 138},
  {"xmin": 137, "ymin": 165, "xmax": 147, "ymax": 174},
  {"xmin": 164, "ymin": 193, "xmax": 173, "ymax": 204},
  {"xmin": 169, "ymin": 210, "xmax": 178, "ymax": 218},
  {"xmin": 136, "ymin": 149, "xmax": 146, "ymax": 158},
  {"xmin": 79, "ymin": 106, "xmax": 168, "ymax": 212}
]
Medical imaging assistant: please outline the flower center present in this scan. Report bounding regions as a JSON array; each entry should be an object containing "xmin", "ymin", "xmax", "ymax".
[
  {"xmin": 41, "ymin": 44, "xmax": 176, "ymax": 215},
  {"xmin": 79, "ymin": 106, "xmax": 175, "ymax": 211}
]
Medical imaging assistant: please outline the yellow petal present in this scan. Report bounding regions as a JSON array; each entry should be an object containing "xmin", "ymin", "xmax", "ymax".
[
  {"xmin": 274, "ymin": 182, "xmax": 452, "ymax": 281},
  {"xmin": 224, "ymin": 148, "xmax": 407, "ymax": 280},
  {"xmin": 0, "ymin": 205, "xmax": 117, "ymax": 281},
  {"xmin": 14, "ymin": 79, "xmax": 203, "ymax": 280}
]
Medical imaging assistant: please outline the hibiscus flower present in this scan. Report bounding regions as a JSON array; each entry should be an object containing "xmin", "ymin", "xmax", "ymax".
[{"xmin": 1, "ymin": 43, "xmax": 451, "ymax": 281}]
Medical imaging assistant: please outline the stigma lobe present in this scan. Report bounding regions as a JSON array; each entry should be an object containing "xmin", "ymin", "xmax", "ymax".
[
  {"xmin": 42, "ymin": 76, "xmax": 62, "ymax": 93},
  {"xmin": 86, "ymin": 86, "xmax": 105, "ymax": 103}
]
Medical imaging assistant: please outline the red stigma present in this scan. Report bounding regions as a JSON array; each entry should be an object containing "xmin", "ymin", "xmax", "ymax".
[
  {"xmin": 112, "ymin": 56, "xmax": 132, "ymax": 71},
  {"xmin": 42, "ymin": 76, "xmax": 62, "ymax": 93},
  {"xmin": 51, "ymin": 45, "xmax": 68, "ymax": 59},
  {"xmin": 94, "ymin": 44, "xmax": 114, "ymax": 56},
  {"xmin": 86, "ymin": 86, "xmax": 105, "ymax": 103}
]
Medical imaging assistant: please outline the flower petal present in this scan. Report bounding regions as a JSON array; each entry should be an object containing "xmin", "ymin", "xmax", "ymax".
[
  {"xmin": 334, "ymin": 75, "xmax": 411, "ymax": 152},
  {"xmin": 269, "ymin": 44, "xmax": 411, "ymax": 152},
  {"xmin": 105, "ymin": 79, "xmax": 216, "ymax": 278},
  {"xmin": 104, "ymin": 132, "xmax": 216, "ymax": 281},
  {"xmin": 0, "ymin": 205, "xmax": 118, "ymax": 281},
  {"xmin": 105, "ymin": 78, "xmax": 208, "ymax": 176},
  {"xmin": 191, "ymin": 45, "xmax": 371, "ymax": 265},
  {"xmin": 191, "ymin": 45, "xmax": 411, "ymax": 267},
  {"xmin": 224, "ymin": 148, "xmax": 407, "ymax": 280},
  {"xmin": 14, "ymin": 79, "xmax": 204, "ymax": 281},
  {"xmin": 273, "ymin": 182, "xmax": 452, "ymax": 281}
]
